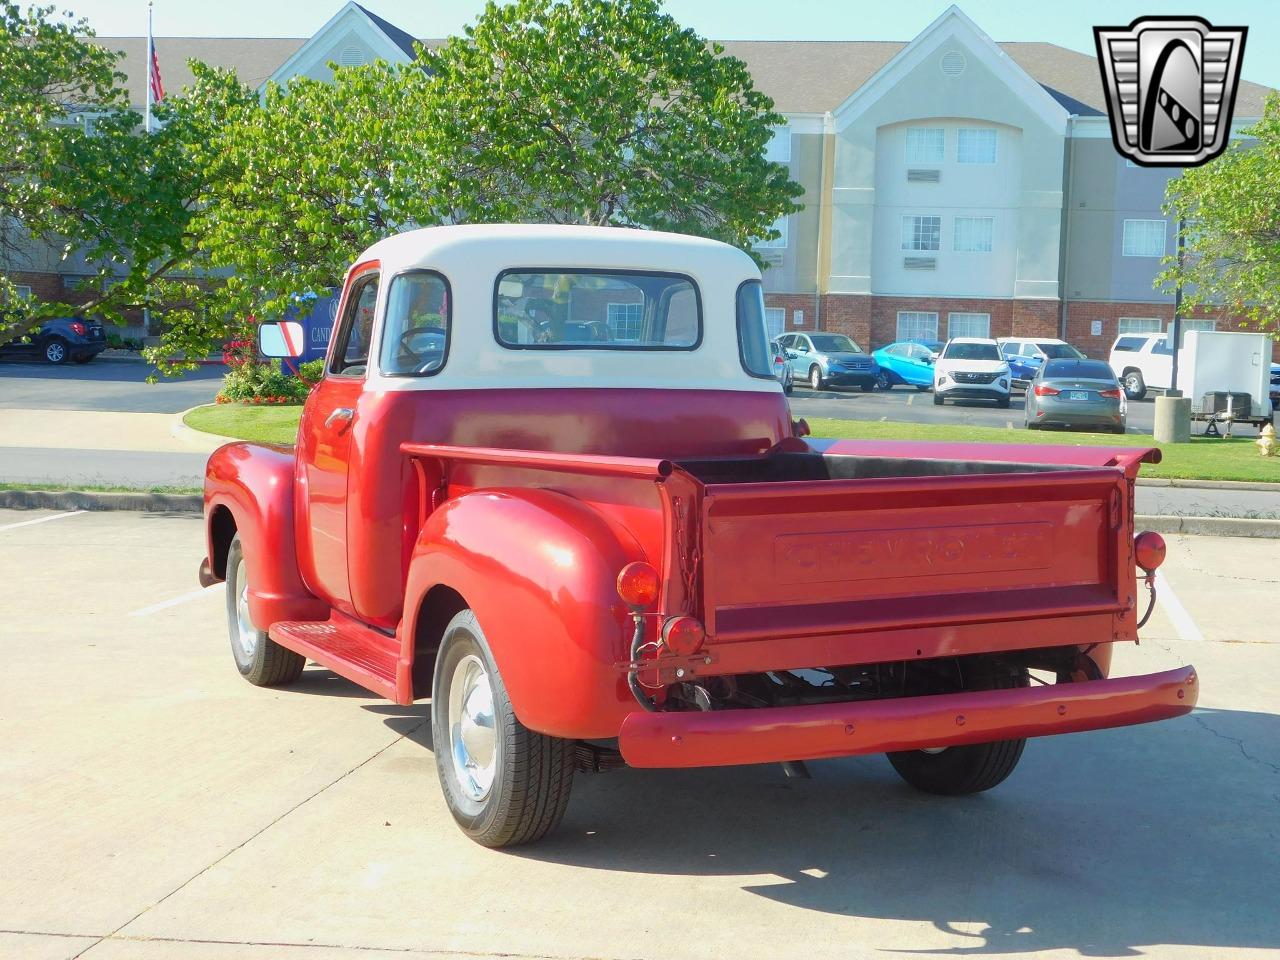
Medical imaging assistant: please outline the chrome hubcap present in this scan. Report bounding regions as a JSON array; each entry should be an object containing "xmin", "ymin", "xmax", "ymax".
[
  {"xmin": 47, "ymin": 343, "xmax": 65, "ymax": 362},
  {"xmin": 233, "ymin": 557, "xmax": 257, "ymax": 659},
  {"xmin": 448, "ymin": 654, "xmax": 497, "ymax": 802}
]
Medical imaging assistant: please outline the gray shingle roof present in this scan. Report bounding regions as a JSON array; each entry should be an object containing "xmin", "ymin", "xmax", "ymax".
[{"xmin": 89, "ymin": 34, "xmax": 1274, "ymax": 119}]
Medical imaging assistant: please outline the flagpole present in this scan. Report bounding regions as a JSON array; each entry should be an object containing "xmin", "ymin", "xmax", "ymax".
[{"xmin": 144, "ymin": 3, "xmax": 153, "ymax": 134}]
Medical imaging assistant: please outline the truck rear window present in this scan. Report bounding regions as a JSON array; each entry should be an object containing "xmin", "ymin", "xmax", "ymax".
[{"xmin": 494, "ymin": 270, "xmax": 700, "ymax": 350}]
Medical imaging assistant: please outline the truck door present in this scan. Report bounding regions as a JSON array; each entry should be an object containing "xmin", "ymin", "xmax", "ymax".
[{"xmin": 296, "ymin": 265, "xmax": 379, "ymax": 612}]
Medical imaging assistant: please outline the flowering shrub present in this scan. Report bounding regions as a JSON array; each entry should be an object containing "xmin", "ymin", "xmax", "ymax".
[{"xmin": 218, "ymin": 358, "xmax": 310, "ymax": 405}]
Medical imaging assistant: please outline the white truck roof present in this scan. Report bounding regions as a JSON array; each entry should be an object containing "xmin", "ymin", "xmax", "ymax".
[{"xmin": 352, "ymin": 225, "xmax": 775, "ymax": 394}]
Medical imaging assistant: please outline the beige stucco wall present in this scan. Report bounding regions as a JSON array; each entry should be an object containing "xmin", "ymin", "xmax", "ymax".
[
  {"xmin": 761, "ymin": 130, "xmax": 824, "ymax": 295},
  {"xmin": 828, "ymin": 36, "xmax": 1067, "ymax": 301}
]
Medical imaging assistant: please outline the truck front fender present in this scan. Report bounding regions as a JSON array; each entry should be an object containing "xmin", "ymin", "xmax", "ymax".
[
  {"xmin": 204, "ymin": 442, "xmax": 327, "ymax": 628},
  {"xmin": 402, "ymin": 488, "xmax": 645, "ymax": 739}
]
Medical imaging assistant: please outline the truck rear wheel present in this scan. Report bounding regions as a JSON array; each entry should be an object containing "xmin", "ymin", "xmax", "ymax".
[
  {"xmin": 886, "ymin": 661, "xmax": 1028, "ymax": 796},
  {"xmin": 225, "ymin": 535, "xmax": 305, "ymax": 686},
  {"xmin": 431, "ymin": 609, "xmax": 574, "ymax": 848}
]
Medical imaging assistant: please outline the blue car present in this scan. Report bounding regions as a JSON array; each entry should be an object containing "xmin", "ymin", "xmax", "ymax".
[
  {"xmin": 872, "ymin": 340, "xmax": 939, "ymax": 390},
  {"xmin": 776, "ymin": 331, "xmax": 879, "ymax": 391}
]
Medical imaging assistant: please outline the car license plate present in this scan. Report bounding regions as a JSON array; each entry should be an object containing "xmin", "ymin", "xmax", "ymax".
[{"xmin": 1069, "ymin": 391, "xmax": 1089, "ymax": 401}]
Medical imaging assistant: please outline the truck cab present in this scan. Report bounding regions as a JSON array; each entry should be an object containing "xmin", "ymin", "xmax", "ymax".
[{"xmin": 200, "ymin": 225, "xmax": 1195, "ymax": 849}]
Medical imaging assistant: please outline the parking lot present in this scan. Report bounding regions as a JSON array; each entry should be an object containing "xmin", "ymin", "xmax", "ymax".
[
  {"xmin": 788, "ymin": 384, "xmax": 1163, "ymax": 433},
  {"xmin": 2, "ymin": 507, "xmax": 1278, "ymax": 960}
]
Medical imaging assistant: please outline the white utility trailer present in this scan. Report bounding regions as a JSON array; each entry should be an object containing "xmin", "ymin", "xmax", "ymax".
[{"xmin": 1183, "ymin": 331, "xmax": 1274, "ymax": 435}]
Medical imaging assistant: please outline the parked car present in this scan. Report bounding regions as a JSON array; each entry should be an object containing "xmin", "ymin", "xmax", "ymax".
[
  {"xmin": 0, "ymin": 316, "xmax": 107, "ymax": 365},
  {"xmin": 777, "ymin": 331, "xmax": 878, "ymax": 391},
  {"xmin": 769, "ymin": 338, "xmax": 793, "ymax": 394},
  {"xmin": 1270, "ymin": 361, "xmax": 1279, "ymax": 410},
  {"xmin": 998, "ymin": 337, "xmax": 1086, "ymax": 389},
  {"xmin": 933, "ymin": 337, "xmax": 1012, "ymax": 407},
  {"xmin": 872, "ymin": 340, "xmax": 936, "ymax": 390},
  {"xmin": 199, "ymin": 224, "xmax": 1193, "ymax": 849},
  {"xmin": 1024, "ymin": 358, "xmax": 1126, "ymax": 433}
]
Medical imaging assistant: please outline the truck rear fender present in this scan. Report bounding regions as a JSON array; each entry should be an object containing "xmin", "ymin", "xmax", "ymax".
[
  {"xmin": 401, "ymin": 487, "xmax": 646, "ymax": 739},
  {"xmin": 203, "ymin": 442, "xmax": 328, "ymax": 627}
]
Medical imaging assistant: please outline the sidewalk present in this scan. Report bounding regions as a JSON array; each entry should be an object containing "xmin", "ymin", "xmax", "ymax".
[{"xmin": 0, "ymin": 408, "xmax": 223, "ymax": 489}]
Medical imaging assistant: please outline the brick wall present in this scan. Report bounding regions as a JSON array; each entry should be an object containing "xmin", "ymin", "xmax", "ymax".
[
  {"xmin": 817, "ymin": 294, "xmax": 1061, "ymax": 349},
  {"xmin": 764, "ymin": 293, "xmax": 820, "ymax": 333},
  {"xmin": 1063, "ymin": 301, "xmax": 1277, "ymax": 360}
]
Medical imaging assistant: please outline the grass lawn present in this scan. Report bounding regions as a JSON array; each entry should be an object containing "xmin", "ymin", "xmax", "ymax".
[
  {"xmin": 0, "ymin": 481, "xmax": 202, "ymax": 495},
  {"xmin": 807, "ymin": 418, "xmax": 1280, "ymax": 484},
  {"xmin": 184, "ymin": 403, "xmax": 303, "ymax": 446},
  {"xmin": 178, "ymin": 404, "xmax": 1277, "ymax": 484}
]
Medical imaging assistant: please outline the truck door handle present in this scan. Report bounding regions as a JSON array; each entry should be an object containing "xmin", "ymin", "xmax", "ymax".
[{"xmin": 325, "ymin": 407, "xmax": 354, "ymax": 432}]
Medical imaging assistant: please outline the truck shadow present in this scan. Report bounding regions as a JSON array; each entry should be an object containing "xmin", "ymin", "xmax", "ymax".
[{"xmin": 507, "ymin": 707, "xmax": 1279, "ymax": 956}]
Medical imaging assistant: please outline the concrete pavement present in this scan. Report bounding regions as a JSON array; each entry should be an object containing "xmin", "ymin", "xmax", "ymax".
[
  {"xmin": 0, "ymin": 509, "xmax": 1277, "ymax": 959},
  {"xmin": 0, "ymin": 359, "xmax": 223, "ymax": 413}
]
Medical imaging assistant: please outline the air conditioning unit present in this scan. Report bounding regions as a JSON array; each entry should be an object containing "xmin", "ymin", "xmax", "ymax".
[
  {"xmin": 907, "ymin": 169, "xmax": 941, "ymax": 183},
  {"xmin": 903, "ymin": 256, "xmax": 937, "ymax": 270}
]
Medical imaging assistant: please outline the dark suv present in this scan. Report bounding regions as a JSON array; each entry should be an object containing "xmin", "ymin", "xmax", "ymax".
[{"xmin": 0, "ymin": 317, "xmax": 107, "ymax": 365}]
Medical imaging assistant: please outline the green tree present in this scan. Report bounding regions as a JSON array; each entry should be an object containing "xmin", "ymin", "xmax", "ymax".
[
  {"xmin": 146, "ymin": 0, "xmax": 802, "ymax": 372},
  {"xmin": 422, "ymin": 0, "xmax": 801, "ymax": 247},
  {"xmin": 1159, "ymin": 93, "xmax": 1280, "ymax": 333},
  {"xmin": 147, "ymin": 60, "xmax": 447, "ymax": 372}
]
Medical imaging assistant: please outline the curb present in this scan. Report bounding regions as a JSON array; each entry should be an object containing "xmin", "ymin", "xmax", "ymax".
[
  {"xmin": 1136, "ymin": 477, "xmax": 1280, "ymax": 492},
  {"xmin": 171, "ymin": 404, "xmax": 237, "ymax": 450},
  {"xmin": 0, "ymin": 489, "xmax": 201, "ymax": 513},
  {"xmin": 1136, "ymin": 514, "xmax": 1280, "ymax": 539}
]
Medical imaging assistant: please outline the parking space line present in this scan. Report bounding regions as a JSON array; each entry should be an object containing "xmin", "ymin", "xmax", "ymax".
[
  {"xmin": 0, "ymin": 510, "xmax": 86, "ymax": 532},
  {"xmin": 1155, "ymin": 569, "xmax": 1205, "ymax": 643},
  {"xmin": 129, "ymin": 584, "xmax": 222, "ymax": 618}
]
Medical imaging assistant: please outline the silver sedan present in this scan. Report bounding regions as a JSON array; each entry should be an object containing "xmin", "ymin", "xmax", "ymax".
[{"xmin": 1024, "ymin": 358, "xmax": 1127, "ymax": 433}]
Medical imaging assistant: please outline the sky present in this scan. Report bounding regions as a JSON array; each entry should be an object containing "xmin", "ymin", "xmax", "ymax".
[{"xmin": 63, "ymin": 0, "xmax": 1280, "ymax": 89}]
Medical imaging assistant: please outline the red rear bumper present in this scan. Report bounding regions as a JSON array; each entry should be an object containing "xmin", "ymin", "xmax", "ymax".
[{"xmin": 619, "ymin": 666, "xmax": 1197, "ymax": 768}]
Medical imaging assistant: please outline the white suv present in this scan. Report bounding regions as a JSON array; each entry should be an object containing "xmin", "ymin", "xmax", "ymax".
[
  {"xmin": 1108, "ymin": 333, "xmax": 1174, "ymax": 400},
  {"xmin": 933, "ymin": 337, "xmax": 1012, "ymax": 408}
]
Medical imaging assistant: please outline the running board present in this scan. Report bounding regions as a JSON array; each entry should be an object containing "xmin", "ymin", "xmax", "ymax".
[{"xmin": 269, "ymin": 615, "xmax": 400, "ymax": 701}]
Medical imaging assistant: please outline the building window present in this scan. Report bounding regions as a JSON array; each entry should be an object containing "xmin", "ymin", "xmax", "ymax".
[
  {"xmin": 763, "ymin": 307, "xmax": 786, "ymax": 340},
  {"xmin": 753, "ymin": 215, "xmax": 789, "ymax": 249},
  {"xmin": 953, "ymin": 217, "xmax": 993, "ymax": 252},
  {"xmin": 765, "ymin": 125, "xmax": 791, "ymax": 164},
  {"xmin": 605, "ymin": 302, "xmax": 644, "ymax": 342},
  {"xmin": 1117, "ymin": 317, "xmax": 1163, "ymax": 334},
  {"xmin": 13, "ymin": 284, "xmax": 33, "ymax": 300},
  {"xmin": 897, "ymin": 311, "xmax": 939, "ymax": 342},
  {"xmin": 948, "ymin": 312, "xmax": 990, "ymax": 338},
  {"xmin": 957, "ymin": 128, "xmax": 997, "ymax": 164},
  {"xmin": 905, "ymin": 128, "xmax": 945, "ymax": 164},
  {"xmin": 1122, "ymin": 219, "xmax": 1167, "ymax": 257},
  {"xmin": 901, "ymin": 215, "xmax": 941, "ymax": 252}
]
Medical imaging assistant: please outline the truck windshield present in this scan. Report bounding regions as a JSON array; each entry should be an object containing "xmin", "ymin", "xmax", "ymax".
[{"xmin": 494, "ymin": 270, "xmax": 700, "ymax": 349}]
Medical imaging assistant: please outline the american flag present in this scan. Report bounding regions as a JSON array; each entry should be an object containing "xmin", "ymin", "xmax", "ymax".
[{"xmin": 149, "ymin": 39, "xmax": 165, "ymax": 103}]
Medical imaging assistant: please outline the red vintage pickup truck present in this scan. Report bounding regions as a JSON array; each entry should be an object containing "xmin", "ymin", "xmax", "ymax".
[{"xmin": 200, "ymin": 225, "xmax": 1195, "ymax": 848}]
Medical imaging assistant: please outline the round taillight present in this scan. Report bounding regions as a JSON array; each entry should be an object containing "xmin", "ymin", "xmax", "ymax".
[
  {"xmin": 617, "ymin": 561, "xmax": 659, "ymax": 608},
  {"xmin": 662, "ymin": 616, "xmax": 706, "ymax": 657},
  {"xmin": 1134, "ymin": 531, "xmax": 1166, "ymax": 573}
]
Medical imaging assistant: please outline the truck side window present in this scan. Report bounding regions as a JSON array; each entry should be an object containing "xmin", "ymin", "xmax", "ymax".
[
  {"xmin": 380, "ymin": 271, "xmax": 451, "ymax": 377},
  {"xmin": 735, "ymin": 280, "xmax": 773, "ymax": 379},
  {"xmin": 332, "ymin": 275, "xmax": 379, "ymax": 376}
]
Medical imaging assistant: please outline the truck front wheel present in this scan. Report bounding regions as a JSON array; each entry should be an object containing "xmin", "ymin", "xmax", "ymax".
[
  {"xmin": 1122, "ymin": 370, "xmax": 1147, "ymax": 401},
  {"xmin": 225, "ymin": 534, "xmax": 305, "ymax": 686},
  {"xmin": 431, "ymin": 609, "xmax": 574, "ymax": 848},
  {"xmin": 886, "ymin": 662, "xmax": 1028, "ymax": 796}
]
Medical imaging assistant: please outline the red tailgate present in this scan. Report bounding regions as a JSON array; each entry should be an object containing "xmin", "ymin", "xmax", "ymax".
[{"xmin": 698, "ymin": 468, "xmax": 1132, "ymax": 644}]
